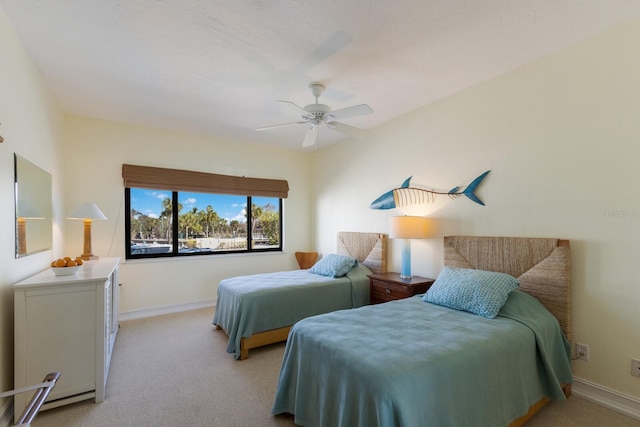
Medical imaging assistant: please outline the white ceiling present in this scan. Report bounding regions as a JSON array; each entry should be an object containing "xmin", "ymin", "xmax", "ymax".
[{"xmin": 3, "ymin": 1, "xmax": 640, "ymax": 151}]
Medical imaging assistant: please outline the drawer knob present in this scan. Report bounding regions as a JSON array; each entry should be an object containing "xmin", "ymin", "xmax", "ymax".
[{"xmin": 386, "ymin": 288, "xmax": 391, "ymax": 293}]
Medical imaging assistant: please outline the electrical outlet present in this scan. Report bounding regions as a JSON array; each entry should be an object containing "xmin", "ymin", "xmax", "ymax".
[
  {"xmin": 631, "ymin": 359, "xmax": 640, "ymax": 378},
  {"xmin": 576, "ymin": 343, "xmax": 589, "ymax": 361}
]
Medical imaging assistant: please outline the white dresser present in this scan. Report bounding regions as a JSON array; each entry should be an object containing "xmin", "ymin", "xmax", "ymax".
[{"xmin": 13, "ymin": 257, "xmax": 120, "ymax": 418}]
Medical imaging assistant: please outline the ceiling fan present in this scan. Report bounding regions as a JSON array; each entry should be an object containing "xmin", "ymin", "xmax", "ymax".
[{"xmin": 256, "ymin": 83, "xmax": 374, "ymax": 147}]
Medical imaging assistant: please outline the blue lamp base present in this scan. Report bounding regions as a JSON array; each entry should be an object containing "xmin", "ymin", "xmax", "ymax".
[{"xmin": 400, "ymin": 239, "xmax": 412, "ymax": 279}]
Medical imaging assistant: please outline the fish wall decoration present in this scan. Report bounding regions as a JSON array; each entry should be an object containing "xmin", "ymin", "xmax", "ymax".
[{"xmin": 369, "ymin": 171, "xmax": 490, "ymax": 209}]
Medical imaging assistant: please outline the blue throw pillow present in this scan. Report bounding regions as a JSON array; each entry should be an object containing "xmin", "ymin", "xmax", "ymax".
[
  {"xmin": 309, "ymin": 254, "xmax": 358, "ymax": 278},
  {"xmin": 422, "ymin": 267, "xmax": 519, "ymax": 318}
]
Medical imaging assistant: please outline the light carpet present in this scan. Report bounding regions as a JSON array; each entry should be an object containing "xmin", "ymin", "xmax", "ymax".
[{"xmin": 32, "ymin": 307, "xmax": 640, "ymax": 427}]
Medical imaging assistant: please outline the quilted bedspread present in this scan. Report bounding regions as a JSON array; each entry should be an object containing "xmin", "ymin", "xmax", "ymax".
[
  {"xmin": 212, "ymin": 264, "xmax": 371, "ymax": 359},
  {"xmin": 272, "ymin": 290, "xmax": 572, "ymax": 427}
]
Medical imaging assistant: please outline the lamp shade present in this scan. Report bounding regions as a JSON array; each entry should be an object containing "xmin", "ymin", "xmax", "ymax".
[
  {"xmin": 68, "ymin": 203, "xmax": 107, "ymax": 220},
  {"xmin": 17, "ymin": 199, "xmax": 45, "ymax": 219},
  {"xmin": 389, "ymin": 216, "xmax": 429, "ymax": 239}
]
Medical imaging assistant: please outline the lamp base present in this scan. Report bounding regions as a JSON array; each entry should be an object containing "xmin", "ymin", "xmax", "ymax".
[
  {"xmin": 80, "ymin": 220, "xmax": 98, "ymax": 261},
  {"xmin": 400, "ymin": 239, "xmax": 412, "ymax": 279}
]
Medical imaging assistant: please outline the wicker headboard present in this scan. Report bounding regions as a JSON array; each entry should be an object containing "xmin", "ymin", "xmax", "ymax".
[
  {"xmin": 337, "ymin": 232, "xmax": 387, "ymax": 274},
  {"xmin": 443, "ymin": 236, "xmax": 571, "ymax": 340}
]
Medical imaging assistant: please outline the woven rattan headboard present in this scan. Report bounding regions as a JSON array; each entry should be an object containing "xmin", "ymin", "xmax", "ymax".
[
  {"xmin": 443, "ymin": 236, "xmax": 571, "ymax": 340},
  {"xmin": 337, "ymin": 232, "xmax": 387, "ymax": 274}
]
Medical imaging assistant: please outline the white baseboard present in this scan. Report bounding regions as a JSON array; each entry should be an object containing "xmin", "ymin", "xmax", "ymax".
[
  {"xmin": 573, "ymin": 376, "xmax": 640, "ymax": 421},
  {"xmin": 119, "ymin": 299, "xmax": 216, "ymax": 322}
]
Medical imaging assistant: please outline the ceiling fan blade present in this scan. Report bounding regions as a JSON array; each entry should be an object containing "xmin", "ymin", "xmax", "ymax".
[
  {"xmin": 302, "ymin": 127, "xmax": 319, "ymax": 147},
  {"xmin": 330, "ymin": 104, "xmax": 373, "ymax": 121},
  {"xmin": 327, "ymin": 121, "xmax": 367, "ymax": 139},
  {"xmin": 255, "ymin": 121, "xmax": 306, "ymax": 131},
  {"xmin": 277, "ymin": 100, "xmax": 309, "ymax": 116}
]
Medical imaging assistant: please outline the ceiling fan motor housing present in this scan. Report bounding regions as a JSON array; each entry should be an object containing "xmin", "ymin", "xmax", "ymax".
[{"xmin": 303, "ymin": 103, "xmax": 334, "ymax": 126}]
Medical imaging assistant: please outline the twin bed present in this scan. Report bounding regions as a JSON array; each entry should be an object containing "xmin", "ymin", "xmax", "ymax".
[
  {"xmin": 213, "ymin": 232, "xmax": 387, "ymax": 359},
  {"xmin": 271, "ymin": 236, "xmax": 573, "ymax": 427},
  {"xmin": 212, "ymin": 234, "xmax": 572, "ymax": 426}
]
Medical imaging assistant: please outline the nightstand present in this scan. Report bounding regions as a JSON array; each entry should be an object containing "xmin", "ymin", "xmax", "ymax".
[{"xmin": 368, "ymin": 272, "xmax": 435, "ymax": 304}]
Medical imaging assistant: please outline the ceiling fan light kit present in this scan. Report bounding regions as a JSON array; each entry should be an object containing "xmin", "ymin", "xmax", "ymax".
[{"xmin": 256, "ymin": 82, "xmax": 373, "ymax": 147}]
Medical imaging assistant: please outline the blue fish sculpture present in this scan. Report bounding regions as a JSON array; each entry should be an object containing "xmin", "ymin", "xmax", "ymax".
[{"xmin": 369, "ymin": 171, "xmax": 490, "ymax": 209}]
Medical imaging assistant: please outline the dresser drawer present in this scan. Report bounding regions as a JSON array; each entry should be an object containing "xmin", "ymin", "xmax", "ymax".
[{"xmin": 370, "ymin": 279, "xmax": 411, "ymax": 301}]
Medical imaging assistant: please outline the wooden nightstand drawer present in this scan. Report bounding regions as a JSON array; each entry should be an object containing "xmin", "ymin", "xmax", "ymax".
[
  {"xmin": 370, "ymin": 279, "xmax": 411, "ymax": 300},
  {"xmin": 368, "ymin": 273, "xmax": 435, "ymax": 304}
]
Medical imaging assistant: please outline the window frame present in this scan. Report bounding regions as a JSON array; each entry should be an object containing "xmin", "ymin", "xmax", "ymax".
[
  {"xmin": 122, "ymin": 164, "xmax": 288, "ymax": 260},
  {"xmin": 124, "ymin": 188, "xmax": 283, "ymax": 260}
]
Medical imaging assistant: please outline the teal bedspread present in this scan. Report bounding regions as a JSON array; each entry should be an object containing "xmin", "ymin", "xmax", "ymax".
[
  {"xmin": 272, "ymin": 290, "xmax": 572, "ymax": 427},
  {"xmin": 212, "ymin": 264, "xmax": 371, "ymax": 359}
]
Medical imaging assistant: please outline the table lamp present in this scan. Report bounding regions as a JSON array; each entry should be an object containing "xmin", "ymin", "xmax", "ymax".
[
  {"xmin": 389, "ymin": 216, "xmax": 430, "ymax": 279},
  {"xmin": 68, "ymin": 202, "xmax": 107, "ymax": 260}
]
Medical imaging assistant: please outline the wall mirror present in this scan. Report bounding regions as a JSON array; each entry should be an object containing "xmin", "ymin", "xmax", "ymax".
[{"xmin": 14, "ymin": 154, "xmax": 52, "ymax": 258}]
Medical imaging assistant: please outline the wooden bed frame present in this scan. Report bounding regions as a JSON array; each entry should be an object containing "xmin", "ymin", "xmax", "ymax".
[
  {"xmin": 221, "ymin": 232, "xmax": 388, "ymax": 360},
  {"xmin": 443, "ymin": 236, "xmax": 571, "ymax": 426}
]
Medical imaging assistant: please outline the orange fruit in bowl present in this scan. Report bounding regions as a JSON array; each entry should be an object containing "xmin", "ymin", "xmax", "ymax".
[
  {"xmin": 53, "ymin": 259, "xmax": 66, "ymax": 267},
  {"xmin": 75, "ymin": 257, "xmax": 84, "ymax": 265},
  {"xmin": 66, "ymin": 260, "xmax": 78, "ymax": 267}
]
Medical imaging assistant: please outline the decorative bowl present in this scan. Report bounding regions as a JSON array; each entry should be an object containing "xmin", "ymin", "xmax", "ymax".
[{"xmin": 51, "ymin": 265, "xmax": 82, "ymax": 276}]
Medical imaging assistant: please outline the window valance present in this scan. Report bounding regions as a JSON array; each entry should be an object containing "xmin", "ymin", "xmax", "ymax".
[{"xmin": 122, "ymin": 164, "xmax": 289, "ymax": 198}]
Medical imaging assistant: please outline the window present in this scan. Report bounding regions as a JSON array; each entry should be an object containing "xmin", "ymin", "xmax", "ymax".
[{"xmin": 122, "ymin": 164, "xmax": 287, "ymax": 259}]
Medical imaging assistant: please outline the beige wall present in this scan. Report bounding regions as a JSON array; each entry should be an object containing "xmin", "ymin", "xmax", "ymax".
[
  {"xmin": 0, "ymin": 9, "xmax": 65, "ymax": 416},
  {"xmin": 62, "ymin": 115, "xmax": 312, "ymax": 315},
  {"xmin": 313, "ymin": 19, "xmax": 640, "ymax": 399}
]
